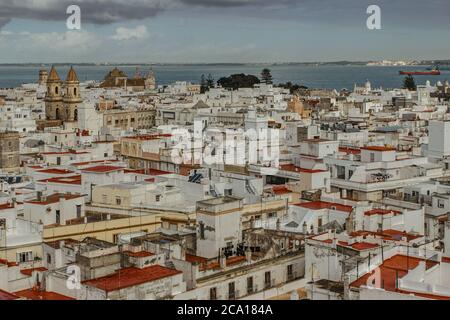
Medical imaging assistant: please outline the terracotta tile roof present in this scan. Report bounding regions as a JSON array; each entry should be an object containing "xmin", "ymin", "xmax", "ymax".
[
  {"xmin": 37, "ymin": 168, "xmax": 74, "ymax": 175},
  {"xmin": 338, "ymin": 241, "xmax": 379, "ymax": 251},
  {"xmin": 81, "ymin": 165, "xmax": 124, "ymax": 173},
  {"xmin": 71, "ymin": 159, "xmax": 119, "ymax": 167},
  {"xmin": 442, "ymin": 257, "xmax": 450, "ymax": 264},
  {"xmin": 272, "ymin": 185, "xmax": 291, "ymax": 195},
  {"xmin": 350, "ymin": 254, "xmax": 448, "ymax": 300},
  {"xmin": 14, "ymin": 289, "xmax": 74, "ymax": 300},
  {"xmin": 123, "ymin": 134, "xmax": 172, "ymax": 141},
  {"xmin": 361, "ymin": 146, "xmax": 396, "ymax": 152},
  {"xmin": 294, "ymin": 201, "xmax": 353, "ymax": 213},
  {"xmin": 349, "ymin": 230, "xmax": 422, "ymax": 242},
  {"xmin": 0, "ymin": 259, "xmax": 18, "ymax": 267},
  {"xmin": 185, "ymin": 254, "xmax": 208, "ymax": 265},
  {"xmin": 0, "ymin": 289, "xmax": 19, "ymax": 300},
  {"xmin": 279, "ymin": 164, "xmax": 327, "ymax": 173},
  {"xmin": 44, "ymin": 238, "xmax": 80, "ymax": 249},
  {"xmin": 0, "ymin": 203, "xmax": 14, "ymax": 210},
  {"xmin": 199, "ymin": 256, "xmax": 246, "ymax": 271},
  {"xmin": 25, "ymin": 193, "xmax": 83, "ymax": 205},
  {"xmin": 39, "ymin": 175, "xmax": 82, "ymax": 185},
  {"xmin": 66, "ymin": 66, "xmax": 79, "ymax": 82},
  {"xmin": 47, "ymin": 66, "xmax": 61, "ymax": 82},
  {"xmin": 20, "ymin": 267, "xmax": 48, "ymax": 276},
  {"xmin": 83, "ymin": 265, "xmax": 182, "ymax": 293},
  {"xmin": 339, "ymin": 147, "xmax": 361, "ymax": 155},
  {"xmin": 364, "ymin": 209, "xmax": 402, "ymax": 216},
  {"xmin": 124, "ymin": 168, "xmax": 171, "ymax": 176},
  {"xmin": 123, "ymin": 251, "xmax": 154, "ymax": 258}
]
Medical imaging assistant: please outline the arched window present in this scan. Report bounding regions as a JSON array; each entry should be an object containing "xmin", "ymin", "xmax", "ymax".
[
  {"xmin": 55, "ymin": 86, "xmax": 59, "ymax": 95},
  {"xmin": 55, "ymin": 108, "xmax": 60, "ymax": 120},
  {"xmin": 74, "ymin": 88, "xmax": 77, "ymax": 96},
  {"xmin": 74, "ymin": 109, "xmax": 78, "ymax": 121}
]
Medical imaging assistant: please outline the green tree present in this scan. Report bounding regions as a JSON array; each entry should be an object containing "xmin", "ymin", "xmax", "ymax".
[
  {"xmin": 206, "ymin": 74, "xmax": 215, "ymax": 88},
  {"xmin": 403, "ymin": 75, "xmax": 416, "ymax": 91},
  {"xmin": 261, "ymin": 68, "xmax": 273, "ymax": 84},
  {"xmin": 217, "ymin": 74, "xmax": 260, "ymax": 90},
  {"xmin": 200, "ymin": 74, "xmax": 207, "ymax": 93}
]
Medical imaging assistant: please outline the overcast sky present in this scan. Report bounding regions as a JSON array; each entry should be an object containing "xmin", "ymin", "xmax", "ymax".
[{"xmin": 0, "ymin": 0, "xmax": 449, "ymax": 63}]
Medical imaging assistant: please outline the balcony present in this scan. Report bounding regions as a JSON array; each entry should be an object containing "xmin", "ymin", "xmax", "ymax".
[
  {"xmin": 287, "ymin": 271, "xmax": 298, "ymax": 282},
  {"xmin": 228, "ymin": 290, "xmax": 239, "ymax": 300},
  {"xmin": 264, "ymin": 279, "xmax": 276, "ymax": 290}
]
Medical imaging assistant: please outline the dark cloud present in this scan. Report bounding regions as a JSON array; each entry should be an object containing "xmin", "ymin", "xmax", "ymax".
[
  {"xmin": 180, "ymin": 0, "xmax": 295, "ymax": 7},
  {"xmin": 1, "ymin": 0, "xmax": 450, "ymax": 30},
  {"xmin": 0, "ymin": 0, "xmax": 167, "ymax": 26}
]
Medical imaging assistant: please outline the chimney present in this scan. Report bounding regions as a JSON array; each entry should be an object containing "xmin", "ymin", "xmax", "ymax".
[
  {"xmin": 245, "ymin": 247, "xmax": 252, "ymax": 264},
  {"xmin": 219, "ymin": 252, "xmax": 227, "ymax": 269}
]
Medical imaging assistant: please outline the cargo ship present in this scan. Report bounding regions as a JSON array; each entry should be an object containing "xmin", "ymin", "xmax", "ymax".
[{"xmin": 399, "ymin": 69, "xmax": 440, "ymax": 75}]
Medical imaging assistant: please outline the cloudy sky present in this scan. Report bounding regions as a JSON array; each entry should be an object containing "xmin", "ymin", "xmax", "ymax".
[{"xmin": 0, "ymin": 0, "xmax": 449, "ymax": 63}]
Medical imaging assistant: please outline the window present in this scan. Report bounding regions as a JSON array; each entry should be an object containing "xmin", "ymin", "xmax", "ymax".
[
  {"xmin": 318, "ymin": 218, "xmax": 323, "ymax": 228},
  {"xmin": 56, "ymin": 210, "xmax": 61, "ymax": 225},
  {"xmin": 113, "ymin": 234, "xmax": 119, "ymax": 244},
  {"xmin": 156, "ymin": 195, "xmax": 161, "ymax": 202},
  {"xmin": 116, "ymin": 197, "xmax": 122, "ymax": 205},
  {"xmin": 210, "ymin": 287, "xmax": 217, "ymax": 300},
  {"xmin": 264, "ymin": 271, "xmax": 272, "ymax": 288},
  {"xmin": 228, "ymin": 282, "xmax": 236, "ymax": 300},
  {"xmin": 247, "ymin": 277, "xmax": 254, "ymax": 294},
  {"xmin": 199, "ymin": 222, "xmax": 205, "ymax": 240},
  {"xmin": 268, "ymin": 212, "xmax": 277, "ymax": 219},
  {"xmin": 17, "ymin": 251, "xmax": 33, "ymax": 263},
  {"xmin": 102, "ymin": 195, "xmax": 107, "ymax": 203},
  {"xmin": 370, "ymin": 153, "xmax": 375, "ymax": 162},
  {"xmin": 47, "ymin": 253, "xmax": 52, "ymax": 264},
  {"xmin": 438, "ymin": 200, "xmax": 445, "ymax": 209},
  {"xmin": 76, "ymin": 205, "xmax": 82, "ymax": 219},
  {"xmin": 287, "ymin": 264, "xmax": 294, "ymax": 280},
  {"xmin": 348, "ymin": 170, "xmax": 354, "ymax": 179}
]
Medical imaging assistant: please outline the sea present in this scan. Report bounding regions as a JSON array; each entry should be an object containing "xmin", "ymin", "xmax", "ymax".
[{"xmin": 0, "ymin": 64, "xmax": 449, "ymax": 90}]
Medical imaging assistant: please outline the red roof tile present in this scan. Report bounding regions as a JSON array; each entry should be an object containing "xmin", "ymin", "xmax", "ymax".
[
  {"xmin": 0, "ymin": 259, "xmax": 18, "ymax": 267},
  {"xmin": 39, "ymin": 175, "xmax": 82, "ymax": 185},
  {"xmin": 14, "ymin": 289, "xmax": 74, "ymax": 300},
  {"xmin": 0, "ymin": 289, "xmax": 19, "ymax": 300},
  {"xmin": 83, "ymin": 265, "xmax": 181, "ymax": 293},
  {"xmin": 294, "ymin": 201, "xmax": 353, "ymax": 213},
  {"xmin": 338, "ymin": 241, "xmax": 379, "ymax": 251},
  {"xmin": 0, "ymin": 203, "xmax": 14, "ymax": 210},
  {"xmin": 20, "ymin": 267, "xmax": 48, "ymax": 276},
  {"xmin": 199, "ymin": 256, "xmax": 246, "ymax": 271},
  {"xmin": 185, "ymin": 254, "xmax": 208, "ymax": 265},
  {"xmin": 81, "ymin": 165, "xmax": 124, "ymax": 173},
  {"xmin": 123, "ymin": 251, "xmax": 154, "ymax": 258},
  {"xmin": 37, "ymin": 168, "xmax": 74, "ymax": 175},
  {"xmin": 71, "ymin": 160, "xmax": 119, "ymax": 167},
  {"xmin": 279, "ymin": 164, "xmax": 327, "ymax": 174},
  {"xmin": 25, "ymin": 193, "xmax": 83, "ymax": 205},
  {"xmin": 339, "ymin": 147, "xmax": 361, "ymax": 155},
  {"xmin": 272, "ymin": 185, "xmax": 291, "ymax": 195},
  {"xmin": 361, "ymin": 146, "xmax": 396, "ymax": 152},
  {"xmin": 349, "ymin": 254, "xmax": 448, "ymax": 300},
  {"xmin": 364, "ymin": 209, "xmax": 402, "ymax": 216}
]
